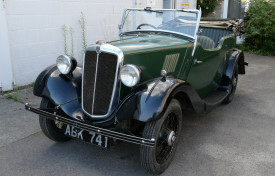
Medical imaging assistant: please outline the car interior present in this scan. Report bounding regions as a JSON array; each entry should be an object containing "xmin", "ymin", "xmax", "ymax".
[
  {"xmin": 198, "ymin": 27, "xmax": 233, "ymax": 50},
  {"xmin": 158, "ymin": 16, "xmax": 234, "ymax": 50}
]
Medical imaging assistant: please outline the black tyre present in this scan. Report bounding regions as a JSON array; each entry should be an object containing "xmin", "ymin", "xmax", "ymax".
[
  {"xmin": 223, "ymin": 64, "xmax": 238, "ymax": 104},
  {"xmin": 39, "ymin": 98, "xmax": 71, "ymax": 142},
  {"xmin": 140, "ymin": 99, "xmax": 182, "ymax": 175}
]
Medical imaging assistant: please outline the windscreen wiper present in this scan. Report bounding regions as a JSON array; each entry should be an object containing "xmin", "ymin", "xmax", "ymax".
[
  {"xmin": 178, "ymin": 9, "xmax": 198, "ymax": 14},
  {"xmin": 144, "ymin": 7, "xmax": 163, "ymax": 13}
]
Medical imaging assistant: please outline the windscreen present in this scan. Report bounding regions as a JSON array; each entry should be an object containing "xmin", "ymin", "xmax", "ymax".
[{"xmin": 120, "ymin": 9, "xmax": 200, "ymax": 39}]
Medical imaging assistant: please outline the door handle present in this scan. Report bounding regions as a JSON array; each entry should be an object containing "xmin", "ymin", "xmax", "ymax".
[{"xmin": 194, "ymin": 59, "xmax": 203, "ymax": 64}]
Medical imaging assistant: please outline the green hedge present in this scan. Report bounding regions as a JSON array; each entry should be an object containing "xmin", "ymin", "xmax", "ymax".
[
  {"xmin": 243, "ymin": 0, "xmax": 275, "ymax": 56},
  {"xmin": 197, "ymin": 0, "xmax": 217, "ymax": 17}
]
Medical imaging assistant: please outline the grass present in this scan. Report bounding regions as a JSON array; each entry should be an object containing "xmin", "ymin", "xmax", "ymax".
[
  {"xmin": 2, "ymin": 82, "xmax": 34, "ymax": 101},
  {"xmin": 6, "ymin": 92, "xmax": 13, "ymax": 99},
  {"xmin": 62, "ymin": 24, "xmax": 68, "ymax": 55},
  {"xmin": 79, "ymin": 12, "xmax": 87, "ymax": 58},
  {"xmin": 6, "ymin": 92, "xmax": 19, "ymax": 101}
]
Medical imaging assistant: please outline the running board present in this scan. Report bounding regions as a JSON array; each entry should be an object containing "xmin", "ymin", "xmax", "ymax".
[
  {"xmin": 203, "ymin": 90, "xmax": 228, "ymax": 106},
  {"xmin": 25, "ymin": 104, "xmax": 155, "ymax": 147},
  {"xmin": 202, "ymin": 90, "xmax": 229, "ymax": 112}
]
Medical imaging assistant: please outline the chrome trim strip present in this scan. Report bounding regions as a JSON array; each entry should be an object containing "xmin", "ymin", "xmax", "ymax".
[
  {"xmin": 119, "ymin": 8, "xmax": 201, "ymax": 39},
  {"xmin": 192, "ymin": 8, "xmax": 202, "ymax": 56},
  {"xmin": 81, "ymin": 43, "xmax": 124, "ymax": 119},
  {"xmin": 25, "ymin": 104, "xmax": 155, "ymax": 147},
  {"xmin": 121, "ymin": 29, "xmax": 195, "ymax": 40},
  {"xmin": 122, "ymin": 8, "xmax": 200, "ymax": 12},
  {"xmin": 91, "ymin": 53, "xmax": 99, "ymax": 115}
]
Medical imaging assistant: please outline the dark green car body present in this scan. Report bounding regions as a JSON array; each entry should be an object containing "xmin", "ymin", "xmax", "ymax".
[
  {"xmin": 32, "ymin": 8, "xmax": 247, "ymax": 126},
  {"xmin": 110, "ymin": 33, "xmax": 237, "ymax": 99},
  {"xmin": 33, "ymin": 28, "xmax": 245, "ymax": 124},
  {"xmin": 29, "ymin": 8, "xmax": 247, "ymax": 174}
]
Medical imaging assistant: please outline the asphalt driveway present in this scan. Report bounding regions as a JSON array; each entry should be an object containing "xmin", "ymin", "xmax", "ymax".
[{"xmin": 0, "ymin": 53, "xmax": 274, "ymax": 176}]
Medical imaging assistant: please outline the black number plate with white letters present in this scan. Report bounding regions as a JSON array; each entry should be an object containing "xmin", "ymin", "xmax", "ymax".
[{"xmin": 64, "ymin": 124, "xmax": 110, "ymax": 148}]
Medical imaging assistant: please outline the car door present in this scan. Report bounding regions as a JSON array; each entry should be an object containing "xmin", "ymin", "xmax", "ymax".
[{"xmin": 186, "ymin": 46, "xmax": 228, "ymax": 98}]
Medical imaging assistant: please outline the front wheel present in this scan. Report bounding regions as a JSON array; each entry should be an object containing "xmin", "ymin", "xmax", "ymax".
[
  {"xmin": 39, "ymin": 98, "xmax": 71, "ymax": 142},
  {"xmin": 140, "ymin": 99, "xmax": 182, "ymax": 175}
]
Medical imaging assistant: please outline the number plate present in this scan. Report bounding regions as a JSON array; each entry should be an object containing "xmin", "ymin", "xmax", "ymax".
[{"xmin": 64, "ymin": 124, "xmax": 110, "ymax": 148}]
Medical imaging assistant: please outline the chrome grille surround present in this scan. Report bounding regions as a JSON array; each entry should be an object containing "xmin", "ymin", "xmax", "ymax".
[{"xmin": 81, "ymin": 44, "xmax": 124, "ymax": 119}]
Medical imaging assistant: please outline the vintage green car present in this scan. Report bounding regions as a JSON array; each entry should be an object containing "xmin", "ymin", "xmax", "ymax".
[{"xmin": 26, "ymin": 8, "xmax": 246, "ymax": 174}]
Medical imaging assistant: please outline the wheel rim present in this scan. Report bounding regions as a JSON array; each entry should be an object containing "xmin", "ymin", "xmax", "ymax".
[
  {"xmin": 43, "ymin": 100, "xmax": 65, "ymax": 130},
  {"xmin": 54, "ymin": 121, "xmax": 64, "ymax": 129},
  {"xmin": 232, "ymin": 68, "xmax": 238, "ymax": 87},
  {"xmin": 155, "ymin": 112, "xmax": 179, "ymax": 164},
  {"xmin": 229, "ymin": 68, "xmax": 238, "ymax": 93}
]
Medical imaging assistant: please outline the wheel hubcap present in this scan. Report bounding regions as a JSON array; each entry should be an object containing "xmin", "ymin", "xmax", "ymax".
[
  {"xmin": 155, "ymin": 113, "xmax": 179, "ymax": 164},
  {"xmin": 167, "ymin": 131, "xmax": 176, "ymax": 146},
  {"xmin": 55, "ymin": 120, "xmax": 64, "ymax": 129},
  {"xmin": 232, "ymin": 76, "xmax": 237, "ymax": 87}
]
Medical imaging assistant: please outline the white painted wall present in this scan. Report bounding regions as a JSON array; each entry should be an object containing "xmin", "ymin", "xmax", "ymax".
[
  {"xmin": 135, "ymin": 0, "xmax": 163, "ymax": 8},
  {"xmin": 1, "ymin": 0, "xmax": 196, "ymax": 90},
  {"xmin": 0, "ymin": 0, "xmax": 13, "ymax": 91},
  {"xmin": 5, "ymin": 0, "xmax": 133, "ymax": 87}
]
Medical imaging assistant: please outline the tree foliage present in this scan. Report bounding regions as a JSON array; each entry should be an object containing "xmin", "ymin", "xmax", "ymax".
[
  {"xmin": 243, "ymin": 0, "xmax": 275, "ymax": 56},
  {"xmin": 197, "ymin": 0, "xmax": 217, "ymax": 17}
]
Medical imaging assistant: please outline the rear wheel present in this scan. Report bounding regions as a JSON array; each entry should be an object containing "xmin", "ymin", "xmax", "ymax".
[
  {"xmin": 223, "ymin": 64, "xmax": 238, "ymax": 104},
  {"xmin": 140, "ymin": 99, "xmax": 182, "ymax": 175},
  {"xmin": 39, "ymin": 98, "xmax": 71, "ymax": 142}
]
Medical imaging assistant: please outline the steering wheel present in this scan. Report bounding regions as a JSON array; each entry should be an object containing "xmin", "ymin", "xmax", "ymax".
[{"xmin": 137, "ymin": 24, "xmax": 157, "ymax": 30}]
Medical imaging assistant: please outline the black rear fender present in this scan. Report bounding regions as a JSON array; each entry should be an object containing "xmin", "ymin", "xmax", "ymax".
[
  {"xmin": 226, "ymin": 49, "xmax": 246, "ymax": 78},
  {"xmin": 220, "ymin": 49, "xmax": 246, "ymax": 88}
]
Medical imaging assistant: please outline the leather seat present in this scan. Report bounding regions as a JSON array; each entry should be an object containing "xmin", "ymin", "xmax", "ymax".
[
  {"xmin": 197, "ymin": 35, "xmax": 215, "ymax": 49},
  {"xmin": 200, "ymin": 27, "xmax": 233, "ymax": 47}
]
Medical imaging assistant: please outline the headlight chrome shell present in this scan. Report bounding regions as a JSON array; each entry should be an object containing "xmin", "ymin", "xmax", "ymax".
[
  {"xmin": 56, "ymin": 55, "xmax": 77, "ymax": 75},
  {"xmin": 120, "ymin": 64, "xmax": 141, "ymax": 87}
]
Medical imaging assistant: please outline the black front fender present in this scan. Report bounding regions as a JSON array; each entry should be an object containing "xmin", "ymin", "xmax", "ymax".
[
  {"xmin": 33, "ymin": 68, "xmax": 206, "ymax": 125},
  {"xmin": 33, "ymin": 66, "xmax": 83, "ymax": 121},
  {"xmin": 116, "ymin": 78, "xmax": 181, "ymax": 122},
  {"xmin": 116, "ymin": 77, "xmax": 205, "ymax": 122},
  {"xmin": 135, "ymin": 78, "xmax": 183, "ymax": 122},
  {"xmin": 33, "ymin": 65, "xmax": 56, "ymax": 97}
]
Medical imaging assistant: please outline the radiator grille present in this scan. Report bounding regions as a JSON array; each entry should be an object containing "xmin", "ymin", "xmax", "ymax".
[{"xmin": 82, "ymin": 51, "xmax": 118, "ymax": 116}]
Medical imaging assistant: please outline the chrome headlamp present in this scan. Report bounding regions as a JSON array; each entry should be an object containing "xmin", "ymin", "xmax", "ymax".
[
  {"xmin": 120, "ymin": 64, "xmax": 141, "ymax": 87},
  {"xmin": 56, "ymin": 55, "xmax": 77, "ymax": 75}
]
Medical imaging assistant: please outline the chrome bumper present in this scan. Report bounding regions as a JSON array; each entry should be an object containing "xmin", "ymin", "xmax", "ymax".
[{"xmin": 25, "ymin": 103, "xmax": 155, "ymax": 147}]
